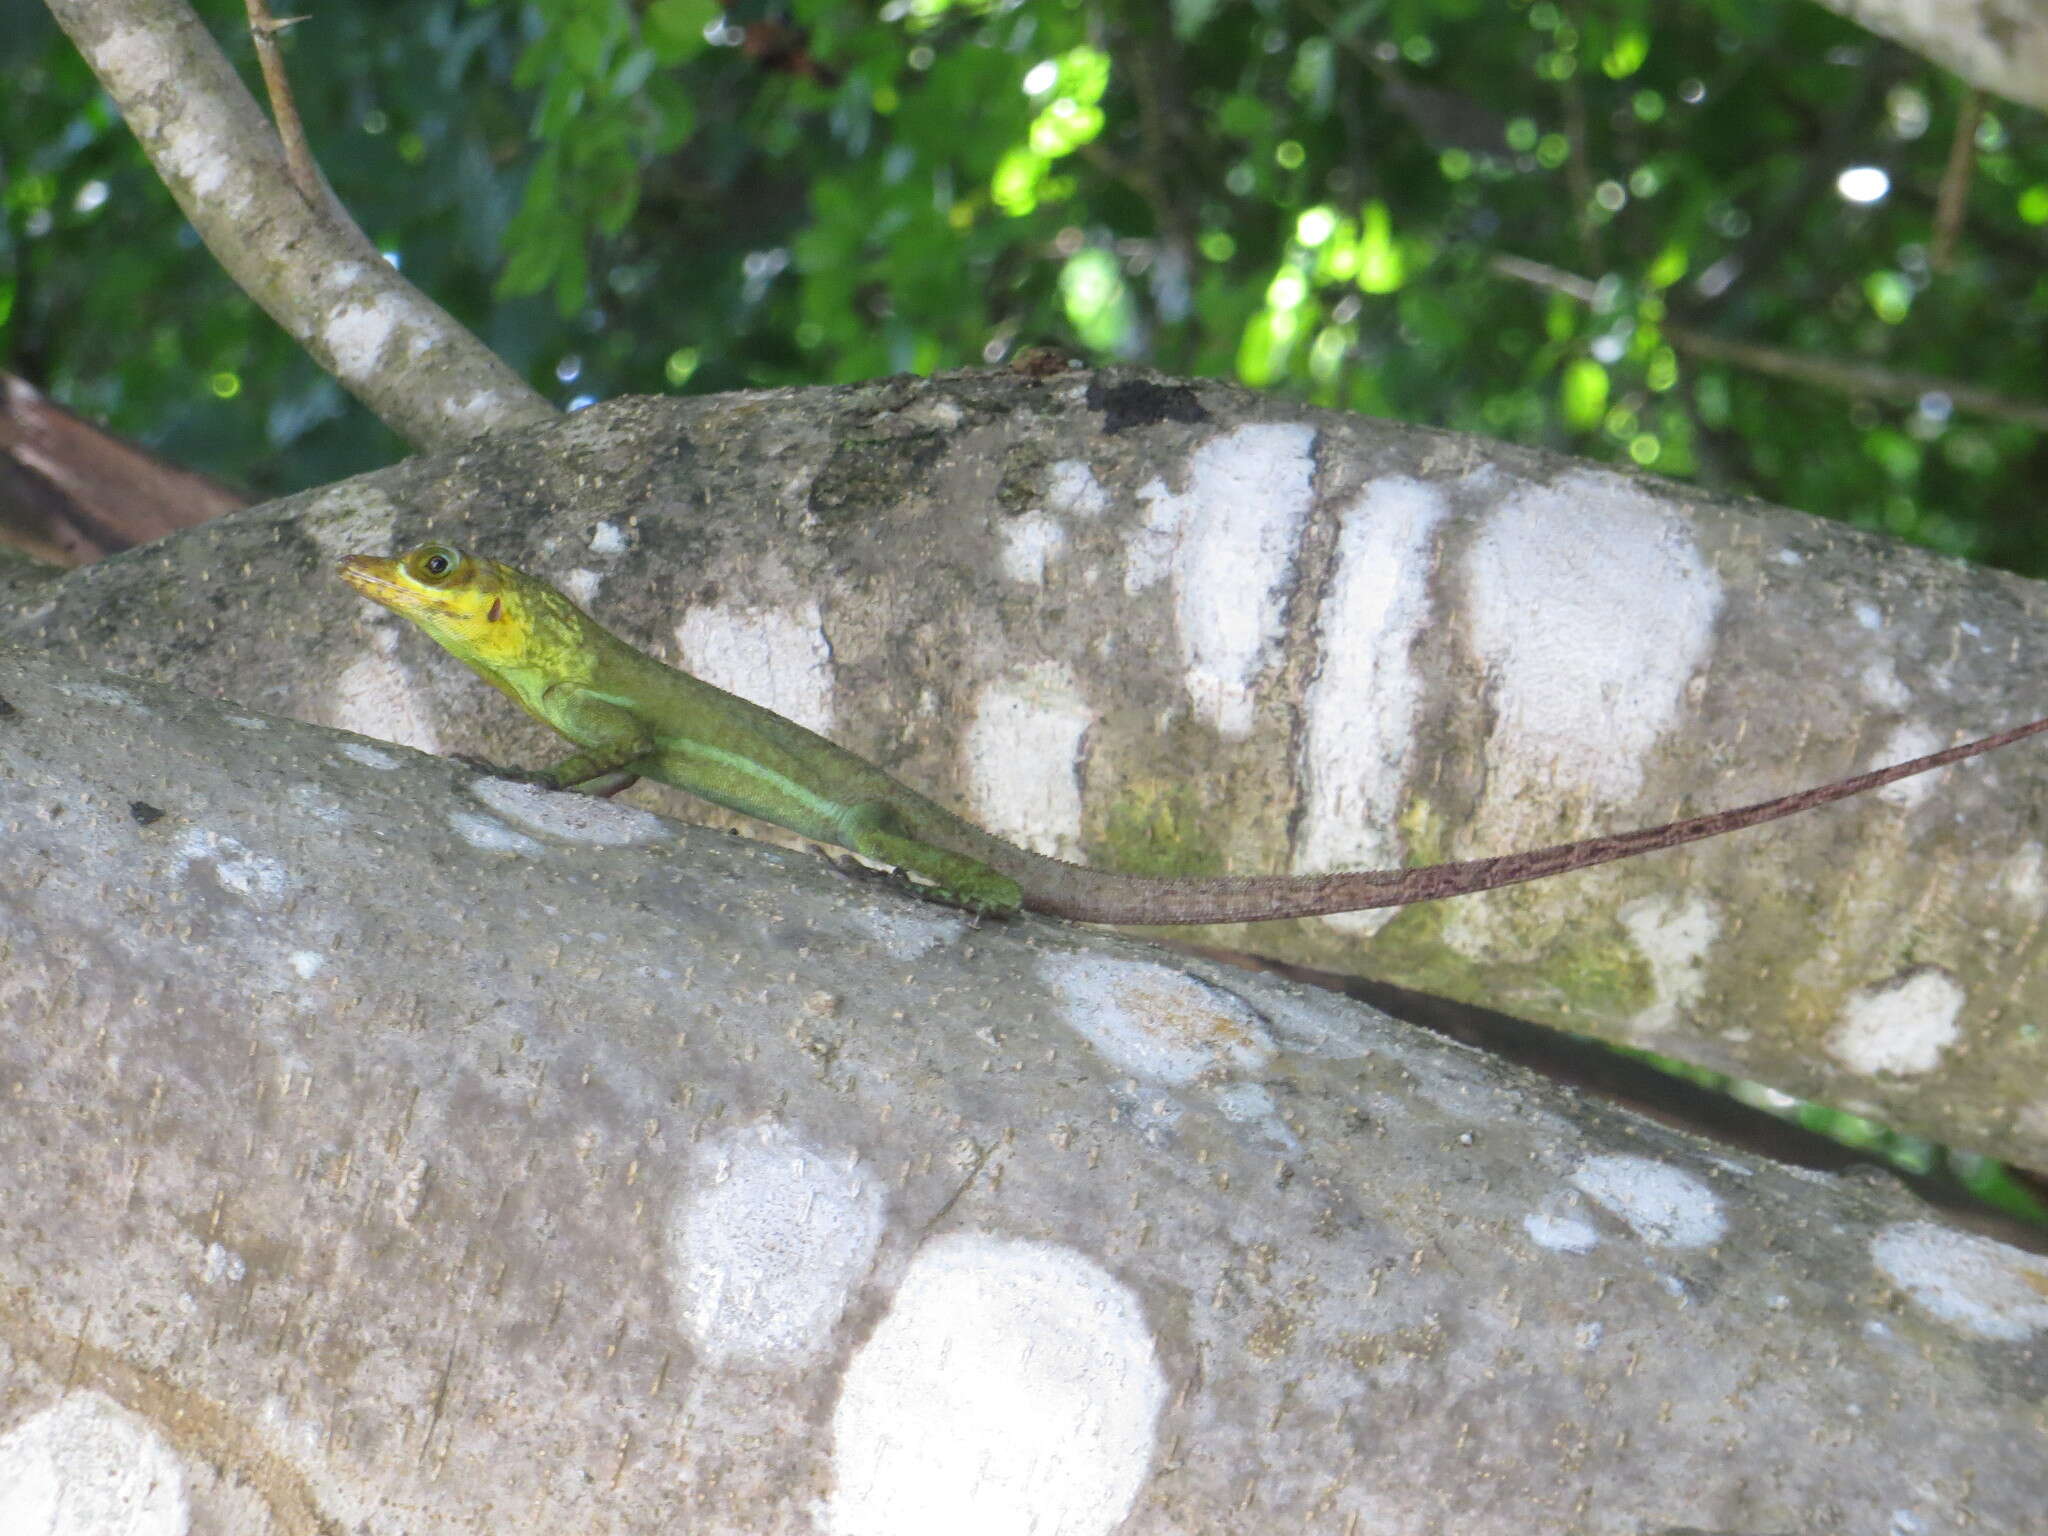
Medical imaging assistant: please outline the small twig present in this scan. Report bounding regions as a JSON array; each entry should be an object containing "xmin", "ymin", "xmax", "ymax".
[
  {"xmin": 1492, "ymin": 252, "xmax": 2048, "ymax": 431},
  {"xmin": 1558, "ymin": 66, "xmax": 1598, "ymax": 270},
  {"xmin": 1931, "ymin": 88, "xmax": 1982, "ymax": 273},
  {"xmin": 241, "ymin": 0, "xmax": 324, "ymax": 207}
]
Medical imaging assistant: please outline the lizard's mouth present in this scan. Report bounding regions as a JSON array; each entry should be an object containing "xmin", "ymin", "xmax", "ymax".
[{"xmin": 337, "ymin": 554, "xmax": 405, "ymax": 603}]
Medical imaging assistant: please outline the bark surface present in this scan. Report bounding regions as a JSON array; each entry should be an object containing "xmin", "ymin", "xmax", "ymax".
[
  {"xmin": 2, "ymin": 645, "xmax": 2045, "ymax": 1534},
  {"xmin": 5, "ymin": 374, "xmax": 2044, "ymax": 1170},
  {"xmin": 1815, "ymin": 0, "xmax": 2048, "ymax": 113}
]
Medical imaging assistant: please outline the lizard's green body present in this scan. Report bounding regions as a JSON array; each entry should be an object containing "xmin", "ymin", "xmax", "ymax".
[{"xmin": 340, "ymin": 544, "xmax": 2048, "ymax": 924}]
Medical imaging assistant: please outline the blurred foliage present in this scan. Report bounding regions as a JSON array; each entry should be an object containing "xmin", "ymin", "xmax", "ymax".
[
  {"xmin": 1622, "ymin": 1045, "xmax": 2048, "ymax": 1227},
  {"xmin": 1, "ymin": 0, "xmax": 2044, "ymax": 561}
]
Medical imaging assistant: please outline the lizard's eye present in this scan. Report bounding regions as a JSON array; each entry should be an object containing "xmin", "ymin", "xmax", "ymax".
[{"xmin": 409, "ymin": 544, "xmax": 464, "ymax": 584}]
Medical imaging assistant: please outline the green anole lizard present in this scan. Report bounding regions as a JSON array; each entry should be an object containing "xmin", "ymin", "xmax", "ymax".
[{"xmin": 340, "ymin": 543, "xmax": 2048, "ymax": 923}]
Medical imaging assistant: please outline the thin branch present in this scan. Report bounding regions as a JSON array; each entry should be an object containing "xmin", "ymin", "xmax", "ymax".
[
  {"xmin": 1493, "ymin": 252, "xmax": 2048, "ymax": 432},
  {"xmin": 1558, "ymin": 64, "xmax": 1598, "ymax": 270},
  {"xmin": 1932, "ymin": 88, "xmax": 1981, "ymax": 273},
  {"xmin": 240, "ymin": 0, "xmax": 323, "ymax": 207},
  {"xmin": 43, "ymin": 0, "xmax": 555, "ymax": 451}
]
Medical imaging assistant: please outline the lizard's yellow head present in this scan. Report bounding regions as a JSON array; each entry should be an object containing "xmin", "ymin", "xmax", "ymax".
[{"xmin": 338, "ymin": 543, "xmax": 543, "ymax": 670}]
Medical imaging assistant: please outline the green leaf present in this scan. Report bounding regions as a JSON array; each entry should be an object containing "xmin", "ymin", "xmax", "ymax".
[
  {"xmin": 991, "ymin": 146, "xmax": 1046, "ymax": 216},
  {"xmin": 560, "ymin": 15, "xmax": 613, "ymax": 78},
  {"xmin": 1056, "ymin": 46, "xmax": 1111, "ymax": 107},
  {"xmin": 642, "ymin": 74, "xmax": 697, "ymax": 152},
  {"xmin": 1560, "ymin": 358, "xmax": 1609, "ymax": 429},
  {"xmin": 609, "ymin": 48, "xmax": 657, "ymax": 99},
  {"xmin": 1863, "ymin": 270, "xmax": 1911, "ymax": 324},
  {"xmin": 553, "ymin": 244, "xmax": 591, "ymax": 316},
  {"xmin": 1601, "ymin": 28, "xmax": 1648, "ymax": 79},
  {"xmin": 535, "ymin": 74, "xmax": 587, "ymax": 141},
  {"xmin": 645, "ymin": 0, "xmax": 716, "ymax": 64},
  {"xmin": 1354, "ymin": 201, "xmax": 1404, "ymax": 294}
]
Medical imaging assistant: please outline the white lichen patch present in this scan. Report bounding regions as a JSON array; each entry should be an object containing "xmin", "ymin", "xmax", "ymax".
[
  {"xmin": 323, "ymin": 295, "xmax": 411, "ymax": 382},
  {"xmin": 1522, "ymin": 1210, "xmax": 1601, "ymax": 1254},
  {"xmin": 286, "ymin": 783, "xmax": 353, "ymax": 827},
  {"xmin": 560, "ymin": 567, "xmax": 603, "ymax": 606},
  {"xmin": 590, "ymin": 521, "xmax": 629, "ymax": 555},
  {"xmin": 200, "ymin": 1241, "xmax": 246, "ymax": 1286},
  {"xmin": 1870, "ymin": 1220, "xmax": 2048, "ymax": 1341},
  {"xmin": 1871, "ymin": 720, "xmax": 1947, "ymax": 809},
  {"xmin": 224, "ymin": 714, "xmax": 268, "ymax": 731},
  {"xmin": 470, "ymin": 779, "xmax": 673, "ymax": 846},
  {"xmin": 287, "ymin": 950, "xmax": 325, "ymax": 980},
  {"xmin": 330, "ymin": 650, "xmax": 442, "ymax": 756},
  {"xmin": 667, "ymin": 1124, "xmax": 886, "ymax": 1367},
  {"xmin": 1291, "ymin": 476, "xmax": 1450, "ymax": 937},
  {"xmin": 1125, "ymin": 423, "xmax": 1318, "ymax": 738},
  {"xmin": 1998, "ymin": 841, "xmax": 2047, "ymax": 907},
  {"xmin": 1212, "ymin": 1082, "xmax": 1278, "ymax": 1124},
  {"xmin": 826, "ymin": 1234, "xmax": 1166, "ymax": 1536},
  {"xmin": 1570, "ymin": 1154, "xmax": 1726, "ymax": 1248},
  {"xmin": 337, "ymin": 741, "xmax": 402, "ymax": 771},
  {"xmin": 446, "ymin": 811, "xmax": 545, "ymax": 856},
  {"xmin": 90, "ymin": 27, "xmax": 242, "ymax": 209},
  {"xmin": 1462, "ymin": 470, "xmax": 1722, "ymax": 820},
  {"xmin": 0, "ymin": 1391, "xmax": 190, "ymax": 1536},
  {"xmin": 861, "ymin": 907, "xmax": 967, "ymax": 960},
  {"xmin": 1618, "ymin": 893, "xmax": 1720, "ymax": 1037},
  {"xmin": 1827, "ymin": 969, "xmax": 1963, "ymax": 1076},
  {"xmin": 1858, "ymin": 656, "xmax": 1911, "ymax": 710},
  {"xmin": 1038, "ymin": 953, "xmax": 1274, "ymax": 1085},
  {"xmin": 437, "ymin": 389, "xmax": 511, "ymax": 437},
  {"xmin": 999, "ymin": 511, "xmax": 1068, "ymax": 585},
  {"xmin": 1045, "ymin": 460, "xmax": 1109, "ymax": 517},
  {"xmin": 56, "ymin": 682, "xmax": 150, "ymax": 715},
  {"xmin": 1250, "ymin": 988, "xmax": 1374, "ymax": 1059},
  {"xmin": 676, "ymin": 599, "xmax": 835, "ymax": 735},
  {"xmin": 171, "ymin": 828, "xmax": 289, "ymax": 902},
  {"xmin": 965, "ymin": 662, "xmax": 1092, "ymax": 857}
]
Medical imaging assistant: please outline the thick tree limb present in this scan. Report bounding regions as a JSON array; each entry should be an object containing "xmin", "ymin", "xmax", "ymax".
[
  {"xmin": 41, "ymin": 0, "xmax": 556, "ymax": 450},
  {"xmin": 5, "ymin": 373, "xmax": 2046, "ymax": 1175},
  {"xmin": 1, "ymin": 644, "xmax": 2044, "ymax": 1532},
  {"xmin": 1813, "ymin": 0, "xmax": 2048, "ymax": 114},
  {"xmin": 0, "ymin": 371, "xmax": 247, "ymax": 564}
]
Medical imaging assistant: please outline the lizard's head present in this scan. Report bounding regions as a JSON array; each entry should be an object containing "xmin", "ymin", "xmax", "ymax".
[{"xmin": 338, "ymin": 543, "xmax": 558, "ymax": 671}]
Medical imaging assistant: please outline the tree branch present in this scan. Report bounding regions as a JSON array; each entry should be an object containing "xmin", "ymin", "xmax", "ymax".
[
  {"xmin": 1811, "ymin": 0, "xmax": 2048, "ymax": 115},
  {"xmin": 1931, "ymin": 87, "xmax": 1982, "ymax": 272},
  {"xmin": 8, "ymin": 373, "xmax": 2048, "ymax": 1173},
  {"xmin": 1494, "ymin": 251, "xmax": 2048, "ymax": 430},
  {"xmin": 42, "ymin": 0, "xmax": 556, "ymax": 451},
  {"xmin": 3, "ymin": 640, "xmax": 2045, "ymax": 1530},
  {"xmin": 239, "ymin": 0, "xmax": 324, "ymax": 208}
]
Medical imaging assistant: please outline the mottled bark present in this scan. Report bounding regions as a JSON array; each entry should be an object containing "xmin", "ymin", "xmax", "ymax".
[
  {"xmin": 6, "ymin": 375, "xmax": 2044, "ymax": 1171},
  {"xmin": 2, "ymin": 645, "xmax": 2044, "ymax": 1534},
  {"xmin": 1815, "ymin": 0, "xmax": 2048, "ymax": 113}
]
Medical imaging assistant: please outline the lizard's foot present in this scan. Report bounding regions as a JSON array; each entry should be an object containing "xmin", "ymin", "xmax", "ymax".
[
  {"xmin": 897, "ymin": 869, "xmax": 1023, "ymax": 919},
  {"xmin": 452, "ymin": 753, "xmax": 559, "ymax": 789},
  {"xmin": 839, "ymin": 804, "xmax": 1024, "ymax": 919},
  {"xmin": 574, "ymin": 770, "xmax": 641, "ymax": 798},
  {"xmin": 826, "ymin": 850, "xmax": 1019, "ymax": 919}
]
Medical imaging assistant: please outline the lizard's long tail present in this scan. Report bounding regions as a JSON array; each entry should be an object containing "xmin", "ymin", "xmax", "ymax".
[{"xmin": 987, "ymin": 714, "xmax": 2048, "ymax": 925}]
